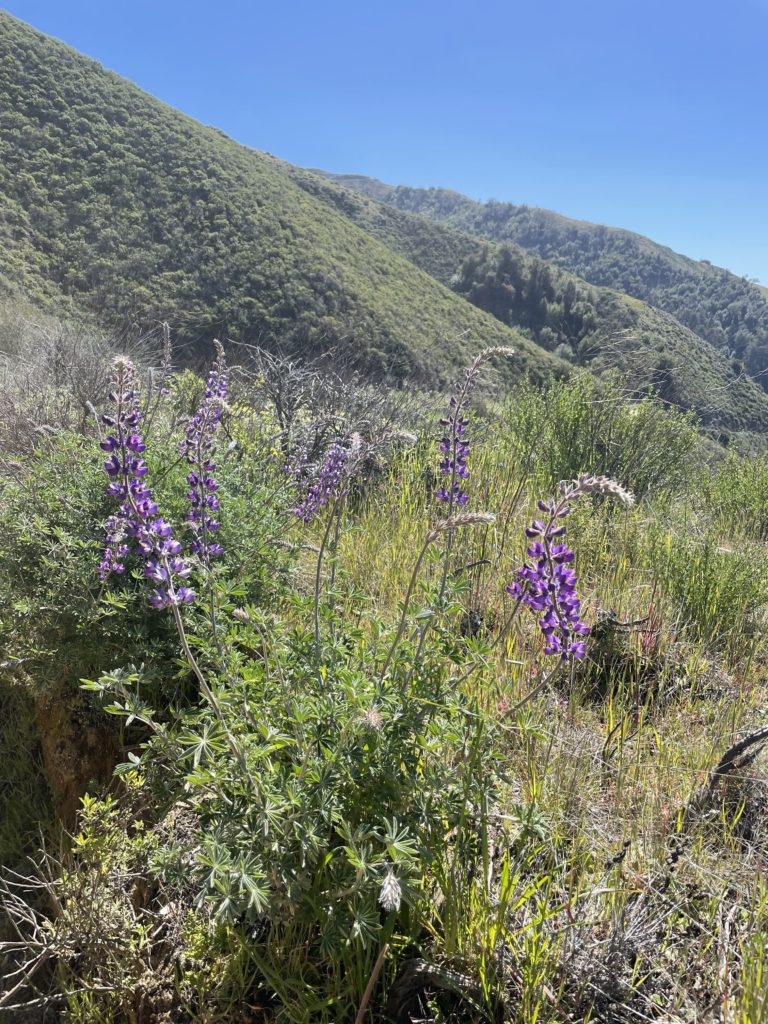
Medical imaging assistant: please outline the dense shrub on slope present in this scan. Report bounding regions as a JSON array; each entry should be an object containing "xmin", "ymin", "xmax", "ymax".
[{"xmin": 4, "ymin": 362, "xmax": 768, "ymax": 1021}]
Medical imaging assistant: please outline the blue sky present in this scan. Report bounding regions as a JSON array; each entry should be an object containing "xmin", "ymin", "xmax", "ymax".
[{"xmin": 5, "ymin": 0, "xmax": 768, "ymax": 281}]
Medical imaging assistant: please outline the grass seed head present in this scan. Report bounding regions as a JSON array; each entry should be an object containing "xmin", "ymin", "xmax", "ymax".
[{"xmin": 427, "ymin": 511, "xmax": 496, "ymax": 542}]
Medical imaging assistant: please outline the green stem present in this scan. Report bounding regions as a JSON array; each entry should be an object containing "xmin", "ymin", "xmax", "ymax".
[
  {"xmin": 378, "ymin": 533, "xmax": 434, "ymax": 686},
  {"xmin": 314, "ymin": 497, "xmax": 341, "ymax": 653},
  {"xmin": 450, "ymin": 596, "xmax": 524, "ymax": 687},
  {"xmin": 169, "ymin": 599, "xmax": 254, "ymax": 785},
  {"xmin": 503, "ymin": 661, "xmax": 565, "ymax": 719}
]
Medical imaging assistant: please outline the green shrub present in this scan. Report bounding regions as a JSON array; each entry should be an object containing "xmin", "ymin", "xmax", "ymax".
[
  {"xmin": 702, "ymin": 452, "xmax": 768, "ymax": 541},
  {"xmin": 4, "ymin": 352, "xmax": 768, "ymax": 1024},
  {"xmin": 504, "ymin": 372, "xmax": 700, "ymax": 498},
  {"xmin": 648, "ymin": 525, "xmax": 768, "ymax": 655}
]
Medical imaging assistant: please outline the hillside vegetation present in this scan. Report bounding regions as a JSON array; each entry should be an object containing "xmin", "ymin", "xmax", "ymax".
[
  {"xmin": 3, "ymin": 9, "xmax": 768, "ymax": 442},
  {"xmin": 0, "ymin": 12, "xmax": 566, "ymax": 387},
  {"xmin": 294, "ymin": 170, "xmax": 768, "ymax": 439},
  {"xmin": 450, "ymin": 246, "xmax": 768, "ymax": 438},
  {"xmin": 325, "ymin": 173, "xmax": 768, "ymax": 387},
  {"xmin": 5, "ymin": 15, "xmax": 768, "ymax": 1020}
]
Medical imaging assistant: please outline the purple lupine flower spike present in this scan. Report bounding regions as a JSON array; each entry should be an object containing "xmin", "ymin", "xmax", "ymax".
[
  {"xmin": 507, "ymin": 481, "xmax": 590, "ymax": 661},
  {"xmin": 182, "ymin": 341, "xmax": 228, "ymax": 561},
  {"xmin": 98, "ymin": 357, "xmax": 194, "ymax": 609},
  {"xmin": 291, "ymin": 442, "xmax": 348, "ymax": 523},
  {"xmin": 435, "ymin": 395, "xmax": 471, "ymax": 507},
  {"xmin": 435, "ymin": 347, "xmax": 514, "ymax": 510},
  {"xmin": 506, "ymin": 475, "xmax": 633, "ymax": 661}
]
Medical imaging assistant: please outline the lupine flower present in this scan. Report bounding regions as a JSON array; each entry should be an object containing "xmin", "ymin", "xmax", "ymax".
[
  {"xmin": 435, "ymin": 347, "xmax": 514, "ymax": 508},
  {"xmin": 183, "ymin": 341, "xmax": 228, "ymax": 561},
  {"xmin": 507, "ymin": 516, "xmax": 590, "ymax": 660},
  {"xmin": 98, "ymin": 357, "xmax": 194, "ymax": 610},
  {"xmin": 378, "ymin": 870, "xmax": 402, "ymax": 913},
  {"xmin": 290, "ymin": 441, "xmax": 348, "ymax": 523},
  {"xmin": 435, "ymin": 395, "xmax": 470, "ymax": 506},
  {"xmin": 507, "ymin": 475, "xmax": 634, "ymax": 660}
]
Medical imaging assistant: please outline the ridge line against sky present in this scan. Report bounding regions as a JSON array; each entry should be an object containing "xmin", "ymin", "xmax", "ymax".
[{"xmin": 3, "ymin": 0, "xmax": 768, "ymax": 283}]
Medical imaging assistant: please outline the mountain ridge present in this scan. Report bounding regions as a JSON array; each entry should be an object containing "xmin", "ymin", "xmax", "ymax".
[
  {"xmin": 292, "ymin": 168, "xmax": 768, "ymax": 438},
  {"xmin": 2, "ymin": 11, "xmax": 768, "ymax": 442},
  {"xmin": 320, "ymin": 172, "xmax": 768, "ymax": 385}
]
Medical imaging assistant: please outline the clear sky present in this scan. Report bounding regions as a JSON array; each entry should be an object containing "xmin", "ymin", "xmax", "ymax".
[{"xmin": 4, "ymin": 0, "xmax": 768, "ymax": 281}]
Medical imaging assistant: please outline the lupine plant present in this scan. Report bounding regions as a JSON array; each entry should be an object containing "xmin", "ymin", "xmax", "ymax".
[
  {"xmin": 289, "ymin": 440, "xmax": 348, "ymax": 523},
  {"xmin": 95, "ymin": 351, "xmax": 251, "ymax": 778},
  {"xmin": 434, "ymin": 346, "xmax": 513, "ymax": 512},
  {"xmin": 429, "ymin": 346, "xmax": 514, "ymax": 633},
  {"xmin": 183, "ymin": 340, "xmax": 227, "ymax": 562},
  {"xmin": 509, "ymin": 474, "xmax": 634, "ymax": 660}
]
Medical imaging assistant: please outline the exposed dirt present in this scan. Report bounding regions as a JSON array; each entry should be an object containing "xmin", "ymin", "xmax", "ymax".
[{"xmin": 34, "ymin": 696, "xmax": 119, "ymax": 825}]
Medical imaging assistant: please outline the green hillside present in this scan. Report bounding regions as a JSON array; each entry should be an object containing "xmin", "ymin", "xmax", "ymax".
[
  {"xmin": 291, "ymin": 170, "xmax": 768, "ymax": 438},
  {"xmin": 286, "ymin": 163, "xmax": 484, "ymax": 287},
  {"xmin": 2, "ymin": 10, "xmax": 767, "ymax": 440},
  {"xmin": 0, "ymin": 12, "xmax": 566, "ymax": 386},
  {"xmin": 449, "ymin": 245, "xmax": 768, "ymax": 438},
  {"xmin": 324, "ymin": 173, "xmax": 768, "ymax": 386}
]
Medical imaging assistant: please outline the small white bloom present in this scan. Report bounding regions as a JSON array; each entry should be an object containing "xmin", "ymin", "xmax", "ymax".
[
  {"xmin": 378, "ymin": 870, "xmax": 402, "ymax": 913},
  {"xmin": 362, "ymin": 707, "xmax": 383, "ymax": 730}
]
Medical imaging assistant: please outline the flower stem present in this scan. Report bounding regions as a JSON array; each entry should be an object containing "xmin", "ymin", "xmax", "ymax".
[
  {"xmin": 378, "ymin": 533, "xmax": 434, "ymax": 686},
  {"xmin": 169, "ymin": 601, "xmax": 255, "ymax": 785},
  {"xmin": 314, "ymin": 496, "xmax": 342, "ymax": 653}
]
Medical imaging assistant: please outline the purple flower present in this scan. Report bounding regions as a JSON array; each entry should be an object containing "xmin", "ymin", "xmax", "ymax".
[
  {"xmin": 434, "ymin": 348, "xmax": 514, "ymax": 510},
  {"xmin": 290, "ymin": 442, "xmax": 348, "ymax": 523},
  {"xmin": 182, "ymin": 343, "xmax": 228, "ymax": 562},
  {"xmin": 98, "ymin": 357, "xmax": 193, "ymax": 610},
  {"xmin": 507, "ymin": 485, "xmax": 590, "ymax": 661},
  {"xmin": 435, "ymin": 395, "xmax": 471, "ymax": 508}
]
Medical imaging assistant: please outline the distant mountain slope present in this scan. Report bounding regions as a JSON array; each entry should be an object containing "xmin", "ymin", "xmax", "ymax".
[
  {"xmin": 287, "ymin": 165, "xmax": 483, "ymax": 287},
  {"xmin": 2, "ymin": 12, "xmax": 767, "ymax": 441},
  {"xmin": 323, "ymin": 173, "xmax": 768, "ymax": 386},
  {"xmin": 0, "ymin": 13, "xmax": 567, "ymax": 386},
  {"xmin": 583, "ymin": 294, "xmax": 768, "ymax": 438},
  {"xmin": 293, "ymin": 169, "xmax": 768, "ymax": 437},
  {"xmin": 450, "ymin": 248, "xmax": 768, "ymax": 437}
]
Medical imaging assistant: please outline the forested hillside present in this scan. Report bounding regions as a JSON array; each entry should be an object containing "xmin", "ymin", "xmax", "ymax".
[
  {"xmin": 292, "ymin": 169, "xmax": 768, "ymax": 439},
  {"xmin": 450, "ymin": 246, "xmax": 768, "ymax": 438},
  {"xmin": 325, "ymin": 173, "xmax": 768, "ymax": 385},
  {"xmin": 0, "ymin": 12, "xmax": 563, "ymax": 386},
  {"xmin": 2, "ymin": 10, "xmax": 768, "ymax": 442}
]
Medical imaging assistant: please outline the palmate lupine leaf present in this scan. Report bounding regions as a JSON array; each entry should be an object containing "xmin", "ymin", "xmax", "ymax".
[
  {"xmin": 232, "ymin": 856, "xmax": 270, "ymax": 916},
  {"xmin": 177, "ymin": 721, "xmax": 229, "ymax": 766},
  {"xmin": 377, "ymin": 817, "xmax": 419, "ymax": 861},
  {"xmin": 348, "ymin": 896, "xmax": 381, "ymax": 949}
]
